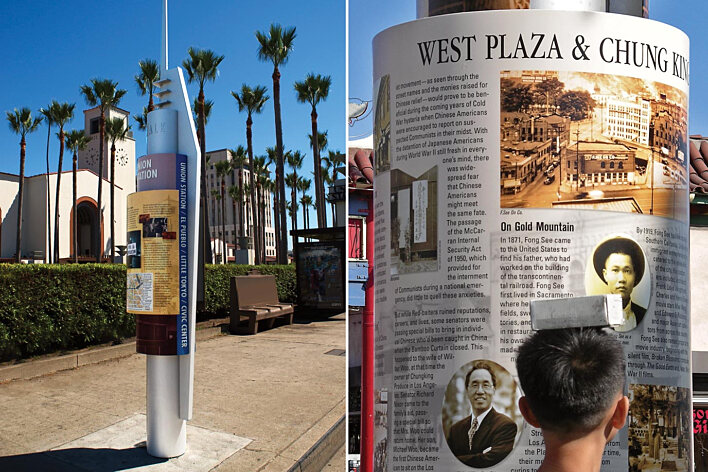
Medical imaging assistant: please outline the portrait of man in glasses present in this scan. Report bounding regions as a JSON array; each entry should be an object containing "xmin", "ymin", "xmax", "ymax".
[{"xmin": 446, "ymin": 360, "xmax": 517, "ymax": 468}]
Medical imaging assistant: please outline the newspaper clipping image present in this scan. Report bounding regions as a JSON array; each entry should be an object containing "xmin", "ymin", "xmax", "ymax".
[{"xmin": 373, "ymin": 9, "xmax": 690, "ymax": 472}]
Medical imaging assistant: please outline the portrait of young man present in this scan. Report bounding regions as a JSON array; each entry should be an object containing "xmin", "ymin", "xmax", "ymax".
[
  {"xmin": 590, "ymin": 236, "xmax": 648, "ymax": 332},
  {"xmin": 446, "ymin": 360, "xmax": 517, "ymax": 468}
]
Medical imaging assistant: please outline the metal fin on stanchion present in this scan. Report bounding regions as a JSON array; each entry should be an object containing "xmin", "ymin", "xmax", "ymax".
[{"xmin": 529, "ymin": 294, "xmax": 624, "ymax": 330}]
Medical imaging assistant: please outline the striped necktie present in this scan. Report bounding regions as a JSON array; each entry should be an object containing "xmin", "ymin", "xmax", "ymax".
[{"xmin": 468, "ymin": 417, "xmax": 479, "ymax": 450}]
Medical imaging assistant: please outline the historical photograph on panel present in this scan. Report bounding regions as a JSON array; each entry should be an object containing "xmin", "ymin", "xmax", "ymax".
[
  {"xmin": 584, "ymin": 235, "xmax": 651, "ymax": 333},
  {"xmin": 628, "ymin": 384, "xmax": 691, "ymax": 471},
  {"xmin": 390, "ymin": 165, "xmax": 438, "ymax": 275},
  {"xmin": 374, "ymin": 74, "xmax": 391, "ymax": 174},
  {"xmin": 427, "ymin": 0, "xmax": 530, "ymax": 16},
  {"xmin": 442, "ymin": 360, "xmax": 523, "ymax": 469},
  {"xmin": 373, "ymin": 389, "xmax": 389, "ymax": 472},
  {"xmin": 499, "ymin": 70, "xmax": 688, "ymax": 221}
]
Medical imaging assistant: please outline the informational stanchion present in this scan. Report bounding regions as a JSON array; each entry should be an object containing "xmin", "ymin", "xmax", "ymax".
[
  {"xmin": 125, "ymin": 0, "xmax": 201, "ymax": 459},
  {"xmin": 373, "ymin": 10, "xmax": 691, "ymax": 472}
]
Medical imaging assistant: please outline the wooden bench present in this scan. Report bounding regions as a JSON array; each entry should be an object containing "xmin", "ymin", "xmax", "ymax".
[{"xmin": 230, "ymin": 275, "xmax": 294, "ymax": 334}]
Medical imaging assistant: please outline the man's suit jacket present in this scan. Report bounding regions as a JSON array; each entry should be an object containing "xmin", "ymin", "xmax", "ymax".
[{"xmin": 447, "ymin": 408, "xmax": 517, "ymax": 468}]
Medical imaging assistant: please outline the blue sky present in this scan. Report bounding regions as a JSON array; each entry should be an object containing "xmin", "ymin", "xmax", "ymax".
[
  {"xmin": 0, "ymin": 0, "xmax": 345, "ymax": 233},
  {"xmin": 349, "ymin": 1, "xmax": 708, "ymax": 140}
]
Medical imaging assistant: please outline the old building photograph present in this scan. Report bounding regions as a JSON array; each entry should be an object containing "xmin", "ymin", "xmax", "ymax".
[{"xmin": 500, "ymin": 70, "xmax": 688, "ymax": 220}]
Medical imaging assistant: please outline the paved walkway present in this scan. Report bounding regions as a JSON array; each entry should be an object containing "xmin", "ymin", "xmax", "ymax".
[{"xmin": 0, "ymin": 314, "xmax": 345, "ymax": 471}]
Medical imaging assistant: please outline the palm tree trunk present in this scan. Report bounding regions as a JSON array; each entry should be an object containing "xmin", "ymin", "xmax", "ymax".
[
  {"xmin": 96, "ymin": 112, "xmax": 105, "ymax": 263},
  {"xmin": 45, "ymin": 124, "xmax": 52, "ymax": 263},
  {"xmin": 311, "ymin": 109, "xmax": 325, "ymax": 228},
  {"xmin": 291, "ymin": 186, "xmax": 297, "ymax": 252},
  {"xmin": 256, "ymin": 185, "xmax": 262, "ymax": 263},
  {"xmin": 199, "ymin": 90, "xmax": 213, "ymax": 265},
  {"xmin": 273, "ymin": 170, "xmax": 281, "ymax": 261},
  {"xmin": 53, "ymin": 129, "xmax": 65, "ymax": 262},
  {"xmin": 272, "ymin": 67, "xmax": 288, "ymax": 264},
  {"xmin": 73, "ymin": 151, "xmax": 78, "ymax": 263},
  {"xmin": 16, "ymin": 138, "xmax": 26, "ymax": 263},
  {"xmin": 110, "ymin": 144, "xmax": 116, "ymax": 262},
  {"xmin": 221, "ymin": 178, "xmax": 227, "ymax": 263},
  {"xmin": 246, "ymin": 118, "xmax": 260, "ymax": 265},
  {"xmin": 238, "ymin": 166, "xmax": 245, "ymax": 242},
  {"xmin": 211, "ymin": 193, "xmax": 217, "ymax": 262},
  {"xmin": 232, "ymin": 198, "xmax": 238, "ymax": 250}
]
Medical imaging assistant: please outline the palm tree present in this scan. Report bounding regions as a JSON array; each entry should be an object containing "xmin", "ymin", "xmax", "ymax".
[
  {"xmin": 215, "ymin": 160, "xmax": 231, "ymax": 263},
  {"xmin": 256, "ymin": 24, "xmax": 296, "ymax": 264},
  {"xmin": 39, "ymin": 103, "xmax": 57, "ymax": 262},
  {"xmin": 287, "ymin": 200, "xmax": 299, "ymax": 234},
  {"xmin": 227, "ymin": 184, "xmax": 241, "ymax": 251},
  {"xmin": 105, "ymin": 117, "xmax": 130, "ymax": 262},
  {"xmin": 51, "ymin": 102, "xmax": 76, "ymax": 263},
  {"xmin": 210, "ymin": 188, "xmax": 220, "ymax": 262},
  {"xmin": 253, "ymin": 155, "xmax": 269, "ymax": 263},
  {"xmin": 228, "ymin": 146, "xmax": 248, "ymax": 246},
  {"xmin": 6, "ymin": 108, "xmax": 42, "ymax": 262},
  {"xmin": 265, "ymin": 146, "xmax": 281, "ymax": 259},
  {"xmin": 231, "ymin": 84, "xmax": 268, "ymax": 264},
  {"xmin": 133, "ymin": 106, "xmax": 149, "ymax": 131},
  {"xmin": 308, "ymin": 130, "xmax": 328, "ymax": 152},
  {"xmin": 65, "ymin": 130, "xmax": 90, "ymax": 263},
  {"xmin": 285, "ymin": 172, "xmax": 300, "ymax": 250},
  {"xmin": 243, "ymin": 181, "xmax": 253, "ymax": 255},
  {"xmin": 300, "ymin": 194, "xmax": 312, "ymax": 231},
  {"xmin": 322, "ymin": 150, "xmax": 345, "ymax": 226},
  {"xmin": 295, "ymin": 73, "xmax": 331, "ymax": 228},
  {"xmin": 192, "ymin": 98, "xmax": 214, "ymax": 127},
  {"xmin": 286, "ymin": 150, "xmax": 305, "ymax": 245},
  {"xmin": 135, "ymin": 59, "xmax": 160, "ymax": 113},
  {"xmin": 80, "ymin": 78, "xmax": 127, "ymax": 262},
  {"xmin": 298, "ymin": 177, "xmax": 312, "ymax": 236},
  {"xmin": 183, "ymin": 47, "xmax": 224, "ymax": 265}
]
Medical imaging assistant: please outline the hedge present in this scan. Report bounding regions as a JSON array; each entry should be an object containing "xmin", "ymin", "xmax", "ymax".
[
  {"xmin": 0, "ymin": 263, "xmax": 296, "ymax": 361},
  {"xmin": 0, "ymin": 264, "xmax": 132, "ymax": 361}
]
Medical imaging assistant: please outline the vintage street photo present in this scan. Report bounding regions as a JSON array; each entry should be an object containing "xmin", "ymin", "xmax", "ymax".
[
  {"xmin": 628, "ymin": 384, "xmax": 691, "ymax": 471},
  {"xmin": 442, "ymin": 359, "xmax": 522, "ymax": 468},
  {"xmin": 374, "ymin": 74, "xmax": 391, "ymax": 174},
  {"xmin": 390, "ymin": 165, "xmax": 438, "ymax": 275},
  {"xmin": 499, "ymin": 70, "xmax": 688, "ymax": 221},
  {"xmin": 142, "ymin": 217, "xmax": 168, "ymax": 238}
]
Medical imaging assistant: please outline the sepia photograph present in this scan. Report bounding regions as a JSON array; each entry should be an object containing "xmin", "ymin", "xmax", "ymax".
[
  {"xmin": 374, "ymin": 74, "xmax": 391, "ymax": 174},
  {"xmin": 585, "ymin": 235, "xmax": 651, "ymax": 332},
  {"xmin": 499, "ymin": 70, "xmax": 688, "ymax": 221},
  {"xmin": 390, "ymin": 166, "xmax": 438, "ymax": 276},
  {"xmin": 629, "ymin": 384, "xmax": 691, "ymax": 471}
]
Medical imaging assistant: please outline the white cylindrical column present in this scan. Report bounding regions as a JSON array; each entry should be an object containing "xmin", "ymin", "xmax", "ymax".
[
  {"xmin": 145, "ymin": 106, "xmax": 185, "ymax": 458},
  {"xmin": 147, "ymin": 109, "xmax": 178, "ymax": 155},
  {"xmin": 530, "ymin": 0, "xmax": 606, "ymax": 11},
  {"xmin": 147, "ymin": 355, "xmax": 186, "ymax": 457}
]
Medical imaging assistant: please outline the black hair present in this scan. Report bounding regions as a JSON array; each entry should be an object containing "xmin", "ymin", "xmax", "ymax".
[
  {"xmin": 516, "ymin": 328, "xmax": 625, "ymax": 434},
  {"xmin": 465, "ymin": 360, "xmax": 497, "ymax": 389}
]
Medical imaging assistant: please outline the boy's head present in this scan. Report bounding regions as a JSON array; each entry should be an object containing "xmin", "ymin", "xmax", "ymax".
[{"xmin": 516, "ymin": 328, "xmax": 627, "ymax": 437}]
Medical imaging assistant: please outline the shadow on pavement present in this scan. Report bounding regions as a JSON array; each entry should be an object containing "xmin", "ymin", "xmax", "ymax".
[{"xmin": 0, "ymin": 446, "xmax": 167, "ymax": 472}]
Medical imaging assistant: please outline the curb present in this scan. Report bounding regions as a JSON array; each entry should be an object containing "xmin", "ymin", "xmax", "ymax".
[
  {"xmin": 0, "ymin": 323, "xmax": 227, "ymax": 383},
  {"xmin": 286, "ymin": 415, "xmax": 345, "ymax": 472}
]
